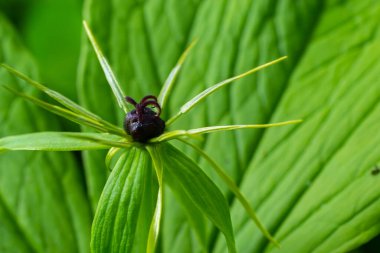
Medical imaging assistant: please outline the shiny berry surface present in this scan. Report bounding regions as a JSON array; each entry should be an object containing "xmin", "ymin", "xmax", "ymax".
[{"xmin": 124, "ymin": 95, "xmax": 165, "ymax": 142}]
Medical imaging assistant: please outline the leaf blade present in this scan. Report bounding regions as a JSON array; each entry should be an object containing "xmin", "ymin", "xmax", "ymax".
[
  {"xmin": 3, "ymin": 86, "xmax": 126, "ymax": 137},
  {"xmin": 153, "ymin": 120, "xmax": 301, "ymax": 142},
  {"xmin": 0, "ymin": 192, "xmax": 39, "ymax": 253},
  {"xmin": 0, "ymin": 132, "xmax": 125, "ymax": 151},
  {"xmin": 146, "ymin": 145, "xmax": 164, "ymax": 253},
  {"xmin": 160, "ymin": 143, "xmax": 236, "ymax": 253},
  {"xmin": 91, "ymin": 148, "xmax": 151, "ymax": 253},
  {"xmin": 178, "ymin": 138, "xmax": 279, "ymax": 247},
  {"xmin": 83, "ymin": 21, "xmax": 130, "ymax": 113}
]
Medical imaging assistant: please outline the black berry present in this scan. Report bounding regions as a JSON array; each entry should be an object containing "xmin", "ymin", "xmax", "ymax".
[{"xmin": 124, "ymin": 95, "xmax": 165, "ymax": 142}]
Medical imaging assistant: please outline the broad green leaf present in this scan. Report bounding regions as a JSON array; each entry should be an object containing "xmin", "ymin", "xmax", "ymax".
[
  {"xmin": 214, "ymin": 1, "xmax": 380, "ymax": 253},
  {"xmin": 178, "ymin": 138, "xmax": 278, "ymax": 246},
  {"xmin": 81, "ymin": 0, "xmax": 380, "ymax": 252},
  {"xmin": 162, "ymin": 188, "xmax": 207, "ymax": 253},
  {"xmin": 0, "ymin": 193, "xmax": 39, "ymax": 253},
  {"xmin": 0, "ymin": 13, "xmax": 91, "ymax": 253},
  {"xmin": 91, "ymin": 147, "xmax": 153, "ymax": 253},
  {"xmin": 159, "ymin": 143, "xmax": 236, "ymax": 253},
  {"xmin": 0, "ymin": 132, "xmax": 127, "ymax": 152},
  {"xmin": 234, "ymin": 6, "xmax": 379, "ymax": 253},
  {"xmin": 132, "ymin": 155, "xmax": 158, "ymax": 253}
]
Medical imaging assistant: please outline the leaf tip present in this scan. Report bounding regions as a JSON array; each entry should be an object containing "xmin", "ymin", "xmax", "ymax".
[
  {"xmin": 82, "ymin": 20, "xmax": 89, "ymax": 28},
  {"xmin": 82, "ymin": 20, "xmax": 93, "ymax": 40},
  {"xmin": 179, "ymin": 38, "xmax": 198, "ymax": 62}
]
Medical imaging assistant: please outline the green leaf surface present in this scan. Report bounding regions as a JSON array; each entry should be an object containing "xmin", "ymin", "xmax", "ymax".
[
  {"xmin": 221, "ymin": 1, "xmax": 380, "ymax": 252},
  {"xmin": 161, "ymin": 190, "xmax": 207, "ymax": 253},
  {"xmin": 91, "ymin": 147, "xmax": 153, "ymax": 253},
  {"xmin": 159, "ymin": 143, "xmax": 236, "ymax": 252},
  {"xmin": 0, "ymin": 132, "xmax": 125, "ymax": 151},
  {"xmin": 0, "ymin": 193, "xmax": 39, "ymax": 253},
  {"xmin": 0, "ymin": 13, "xmax": 91, "ymax": 253},
  {"xmin": 132, "ymin": 155, "xmax": 158, "ymax": 253},
  {"xmin": 80, "ymin": 0, "xmax": 380, "ymax": 252},
  {"xmin": 146, "ymin": 145, "xmax": 164, "ymax": 253},
  {"xmin": 178, "ymin": 138, "xmax": 278, "ymax": 246}
]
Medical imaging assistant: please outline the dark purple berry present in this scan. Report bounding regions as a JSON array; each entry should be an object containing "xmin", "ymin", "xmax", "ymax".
[{"xmin": 124, "ymin": 95, "xmax": 165, "ymax": 142}]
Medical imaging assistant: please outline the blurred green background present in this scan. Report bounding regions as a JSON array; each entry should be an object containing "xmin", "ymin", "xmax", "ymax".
[{"xmin": 0, "ymin": 0, "xmax": 82, "ymax": 101}]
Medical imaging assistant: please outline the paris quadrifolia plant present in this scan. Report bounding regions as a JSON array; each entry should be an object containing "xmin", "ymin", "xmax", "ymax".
[{"xmin": 0, "ymin": 21, "xmax": 301, "ymax": 253}]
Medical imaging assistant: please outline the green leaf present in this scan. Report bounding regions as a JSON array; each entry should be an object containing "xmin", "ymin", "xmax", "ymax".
[
  {"xmin": 0, "ymin": 13, "xmax": 91, "ymax": 253},
  {"xmin": 146, "ymin": 145, "xmax": 164, "ymax": 253},
  {"xmin": 79, "ymin": 16, "xmax": 128, "ymax": 211},
  {"xmin": 0, "ymin": 63, "xmax": 124, "ymax": 135},
  {"xmin": 0, "ymin": 132, "xmax": 127, "ymax": 152},
  {"xmin": 132, "ymin": 157, "xmax": 159, "ymax": 253},
  {"xmin": 166, "ymin": 56, "xmax": 287, "ymax": 126},
  {"xmin": 4, "ymin": 86, "xmax": 126, "ymax": 137},
  {"xmin": 153, "ymin": 120, "xmax": 301, "ymax": 142},
  {"xmin": 83, "ymin": 21, "xmax": 130, "ymax": 113},
  {"xmin": 1, "ymin": 64, "xmax": 99, "ymax": 121},
  {"xmin": 91, "ymin": 147, "xmax": 153, "ymax": 253},
  {"xmin": 228, "ymin": 5, "xmax": 380, "ymax": 253},
  {"xmin": 178, "ymin": 138, "xmax": 278, "ymax": 246},
  {"xmin": 0, "ymin": 193, "xmax": 39, "ymax": 253},
  {"xmin": 162, "ymin": 190, "xmax": 207, "ymax": 253},
  {"xmin": 159, "ymin": 143, "xmax": 236, "ymax": 253}
]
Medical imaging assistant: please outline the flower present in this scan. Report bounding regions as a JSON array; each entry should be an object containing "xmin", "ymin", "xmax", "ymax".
[{"xmin": 0, "ymin": 21, "xmax": 300, "ymax": 253}]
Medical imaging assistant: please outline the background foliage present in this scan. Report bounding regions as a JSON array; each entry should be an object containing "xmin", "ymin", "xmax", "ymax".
[{"xmin": 1, "ymin": 0, "xmax": 380, "ymax": 252}]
